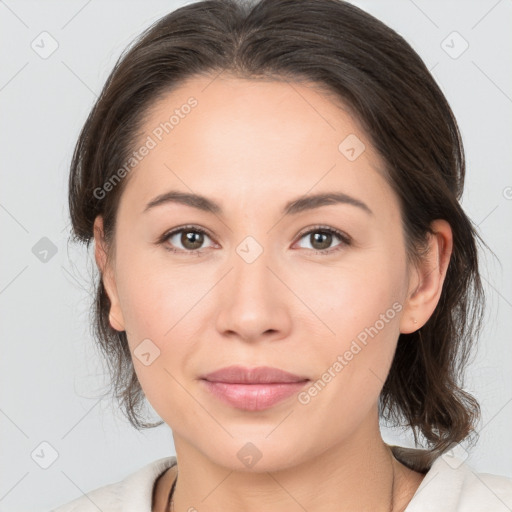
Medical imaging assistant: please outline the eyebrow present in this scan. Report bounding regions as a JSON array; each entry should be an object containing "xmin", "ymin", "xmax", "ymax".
[{"xmin": 143, "ymin": 190, "xmax": 373, "ymax": 217}]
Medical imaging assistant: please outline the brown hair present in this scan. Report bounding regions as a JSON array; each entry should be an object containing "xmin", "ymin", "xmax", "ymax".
[{"xmin": 68, "ymin": 0, "xmax": 493, "ymax": 463}]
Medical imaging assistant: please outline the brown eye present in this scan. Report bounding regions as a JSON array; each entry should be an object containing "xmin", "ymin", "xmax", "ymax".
[
  {"xmin": 179, "ymin": 230, "xmax": 205, "ymax": 250},
  {"xmin": 309, "ymin": 231, "xmax": 333, "ymax": 251},
  {"xmin": 161, "ymin": 226, "xmax": 215, "ymax": 253},
  {"xmin": 296, "ymin": 226, "xmax": 351, "ymax": 254}
]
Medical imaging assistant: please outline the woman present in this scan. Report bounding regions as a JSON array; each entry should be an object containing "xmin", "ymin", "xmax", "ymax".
[{"xmin": 52, "ymin": 0, "xmax": 512, "ymax": 511}]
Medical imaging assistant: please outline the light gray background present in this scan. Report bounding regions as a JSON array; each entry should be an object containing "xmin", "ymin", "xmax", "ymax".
[{"xmin": 1, "ymin": 1, "xmax": 511, "ymax": 511}]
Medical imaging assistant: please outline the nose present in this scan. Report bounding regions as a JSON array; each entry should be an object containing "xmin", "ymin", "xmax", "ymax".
[{"xmin": 215, "ymin": 244, "xmax": 293, "ymax": 344}]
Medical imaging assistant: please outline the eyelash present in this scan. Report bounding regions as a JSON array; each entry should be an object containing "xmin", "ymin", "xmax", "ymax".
[{"xmin": 158, "ymin": 224, "xmax": 352, "ymax": 256}]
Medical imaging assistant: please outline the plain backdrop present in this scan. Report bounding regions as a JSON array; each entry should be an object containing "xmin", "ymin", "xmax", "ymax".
[{"xmin": 0, "ymin": 1, "xmax": 511, "ymax": 511}]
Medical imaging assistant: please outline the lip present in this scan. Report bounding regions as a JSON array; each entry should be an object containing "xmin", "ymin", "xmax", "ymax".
[
  {"xmin": 200, "ymin": 365, "xmax": 310, "ymax": 411},
  {"xmin": 201, "ymin": 365, "xmax": 309, "ymax": 384}
]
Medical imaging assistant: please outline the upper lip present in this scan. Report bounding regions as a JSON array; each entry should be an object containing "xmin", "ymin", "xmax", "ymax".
[{"xmin": 201, "ymin": 365, "xmax": 309, "ymax": 384}]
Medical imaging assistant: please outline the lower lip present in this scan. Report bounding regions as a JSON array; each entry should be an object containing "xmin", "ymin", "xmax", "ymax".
[{"xmin": 201, "ymin": 380, "xmax": 309, "ymax": 411}]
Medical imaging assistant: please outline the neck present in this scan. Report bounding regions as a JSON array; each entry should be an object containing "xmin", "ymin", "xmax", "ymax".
[{"xmin": 169, "ymin": 411, "xmax": 415, "ymax": 512}]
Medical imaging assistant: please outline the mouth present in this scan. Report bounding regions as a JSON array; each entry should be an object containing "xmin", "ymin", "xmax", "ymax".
[{"xmin": 200, "ymin": 365, "xmax": 310, "ymax": 411}]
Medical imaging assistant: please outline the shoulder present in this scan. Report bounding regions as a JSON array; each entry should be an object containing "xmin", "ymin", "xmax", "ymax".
[
  {"xmin": 50, "ymin": 456, "xmax": 177, "ymax": 512},
  {"xmin": 50, "ymin": 479, "xmax": 121, "ymax": 512},
  {"xmin": 405, "ymin": 452, "xmax": 512, "ymax": 512},
  {"xmin": 457, "ymin": 469, "xmax": 512, "ymax": 511}
]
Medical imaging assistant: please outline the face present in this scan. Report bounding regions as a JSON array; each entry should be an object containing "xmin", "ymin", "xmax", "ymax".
[{"xmin": 95, "ymin": 75, "xmax": 423, "ymax": 472}]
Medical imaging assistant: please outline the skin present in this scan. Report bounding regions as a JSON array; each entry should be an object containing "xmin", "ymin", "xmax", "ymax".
[{"xmin": 94, "ymin": 74, "xmax": 452, "ymax": 512}]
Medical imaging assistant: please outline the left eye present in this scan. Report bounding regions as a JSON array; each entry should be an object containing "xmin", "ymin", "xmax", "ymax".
[{"xmin": 295, "ymin": 226, "xmax": 351, "ymax": 254}]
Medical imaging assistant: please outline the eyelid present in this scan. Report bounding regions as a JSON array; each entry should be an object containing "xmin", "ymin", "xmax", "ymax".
[
  {"xmin": 157, "ymin": 224, "xmax": 217, "ymax": 251},
  {"xmin": 295, "ymin": 224, "xmax": 351, "ymax": 243},
  {"xmin": 293, "ymin": 224, "xmax": 352, "ymax": 253}
]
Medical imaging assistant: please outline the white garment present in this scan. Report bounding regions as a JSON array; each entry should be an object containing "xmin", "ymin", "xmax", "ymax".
[{"xmin": 50, "ymin": 447, "xmax": 512, "ymax": 512}]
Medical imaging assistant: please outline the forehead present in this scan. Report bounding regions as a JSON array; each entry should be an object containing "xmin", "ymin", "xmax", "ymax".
[{"xmin": 119, "ymin": 74, "xmax": 395, "ymax": 218}]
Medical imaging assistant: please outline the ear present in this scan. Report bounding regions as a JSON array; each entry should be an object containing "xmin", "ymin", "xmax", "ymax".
[
  {"xmin": 93, "ymin": 215, "xmax": 126, "ymax": 332},
  {"xmin": 399, "ymin": 219, "xmax": 453, "ymax": 334}
]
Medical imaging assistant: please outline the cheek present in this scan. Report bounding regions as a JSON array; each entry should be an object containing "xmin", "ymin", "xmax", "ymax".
[
  {"xmin": 304, "ymin": 254, "xmax": 404, "ymax": 394},
  {"xmin": 114, "ymin": 246, "xmax": 196, "ymax": 338},
  {"xmin": 306, "ymin": 253, "xmax": 402, "ymax": 337},
  {"xmin": 113, "ymin": 252, "xmax": 207, "ymax": 384},
  {"xmin": 295, "ymin": 283, "xmax": 402, "ymax": 438},
  {"xmin": 115, "ymin": 265, "xmax": 197, "ymax": 421}
]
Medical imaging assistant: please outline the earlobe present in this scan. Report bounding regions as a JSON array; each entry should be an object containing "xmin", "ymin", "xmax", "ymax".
[
  {"xmin": 93, "ymin": 215, "xmax": 126, "ymax": 332},
  {"xmin": 399, "ymin": 219, "xmax": 453, "ymax": 334}
]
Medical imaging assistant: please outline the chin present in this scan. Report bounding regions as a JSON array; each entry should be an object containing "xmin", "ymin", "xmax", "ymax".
[{"xmin": 204, "ymin": 436, "xmax": 305, "ymax": 474}]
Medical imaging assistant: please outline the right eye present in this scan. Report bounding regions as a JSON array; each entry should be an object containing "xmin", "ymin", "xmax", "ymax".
[{"xmin": 159, "ymin": 225, "xmax": 217, "ymax": 254}]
